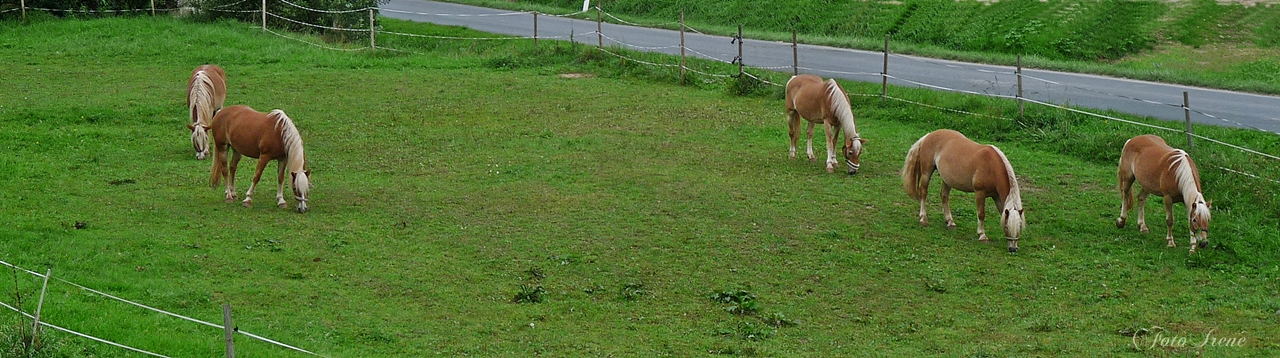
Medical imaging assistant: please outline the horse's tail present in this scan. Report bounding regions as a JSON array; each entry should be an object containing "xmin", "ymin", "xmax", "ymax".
[
  {"xmin": 902, "ymin": 134, "xmax": 928, "ymax": 201},
  {"xmin": 210, "ymin": 150, "xmax": 224, "ymax": 187}
]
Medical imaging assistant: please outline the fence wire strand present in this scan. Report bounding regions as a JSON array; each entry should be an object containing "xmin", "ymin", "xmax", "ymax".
[
  {"xmin": 278, "ymin": 0, "xmax": 370, "ymax": 13},
  {"xmin": 268, "ymin": 11, "xmax": 369, "ymax": 32},
  {"xmin": 265, "ymin": 27, "xmax": 367, "ymax": 51}
]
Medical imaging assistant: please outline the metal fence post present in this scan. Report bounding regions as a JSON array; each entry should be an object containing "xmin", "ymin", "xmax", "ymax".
[{"xmin": 261, "ymin": 0, "xmax": 266, "ymax": 31}]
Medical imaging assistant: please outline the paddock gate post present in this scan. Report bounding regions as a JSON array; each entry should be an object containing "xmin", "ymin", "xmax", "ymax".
[
  {"xmin": 369, "ymin": 8, "xmax": 375, "ymax": 50},
  {"xmin": 881, "ymin": 35, "xmax": 889, "ymax": 101},
  {"xmin": 261, "ymin": 0, "xmax": 266, "ymax": 31},
  {"xmin": 31, "ymin": 268, "xmax": 51, "ymax": 346},
  {"xmin": 533, "ymin": 12, "xmax": 538, "ymax": 48},
  {"xmin": 679, "ymin": 11, "xmax": 685, "ymax": 85},
  {"xmin": 1017, "ymin": 54, "xmax": 1024, "ymax": 118},
  {"xmin": 596, "ymin": 3, "xmax": 602, "ymax": 48},
  {"xmin": 792, "ymin": 29, "xmax": 798, "ymax": 76},
  {"xmin": 736, "ymin": 24, "xmax": 743, "ymax": 78},
  {"xmin": 1184, "ymin": 91, "xmax": 1193, "ymax": 154},
  {"xmin": 223, "ymin": 304, "xmax": 235, "ymax": 358}
]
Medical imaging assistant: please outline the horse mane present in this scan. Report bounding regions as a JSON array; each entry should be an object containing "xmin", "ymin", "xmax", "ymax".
[
  {"xmin": 1169, "ymin": 150, "xmax": 1207, "ymax": 207},
  {"xmin": 824, "ymin": 79, "xmax": 859, "ymax": 139},
  {"xmin": 989, "ymin": 145, "xmax": 1022, "ymax": 211},
  {"xmin": 189, "ymin": 71, "xmax": 214, "ymax": 126},
  {"xmin": 270, "ymin": 110, "xmax": 309, "ymax": 197}
]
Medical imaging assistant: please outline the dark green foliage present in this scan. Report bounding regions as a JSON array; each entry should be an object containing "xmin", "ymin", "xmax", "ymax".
[
  {"xmin": 711, "ymin": 290, "xmax": 758, "ymax": 315},
  {"xmin": 513, "ymin": 284, "xmax": 546, "ymax": 303}
]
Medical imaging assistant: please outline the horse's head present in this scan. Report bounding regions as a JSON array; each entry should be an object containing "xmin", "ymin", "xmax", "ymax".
[
  {"xmin": 1189, "ymin": 199, "xmax": 1211, "ymax": 248},
  {"xmin": 1001, "ymin": 207, "xmax": 1025, "ymax": 253},
  {"xmin": 291, "ymin": 167, "xmax": 312, "ymax": 213},
  {"xmin": 187, "ymin": 123, "xmax": 211, "ymax": 160},
  {"xmin": 842, "ymin": 137, "xmax": 869, "ymax": 175}
]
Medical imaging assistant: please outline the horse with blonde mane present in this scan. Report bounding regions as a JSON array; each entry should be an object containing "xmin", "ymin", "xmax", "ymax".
[
  {"xmin": 186, "ymin": 64, "xmax": 227, "ymax": 160},
  {"xmin": 1116, "ymin": 134, "xmax": 1211, "ymax": 253},
  {"xmin": 902, "ymin": 129, "xmax": 1025, "ymax": 252},
  {"xmin": 210, "ymin": 105, "xmax": 312, "ymax": 213},
  {"xmin": 785, "ymin": 74, "xmax": 868, "ymax": 174}
]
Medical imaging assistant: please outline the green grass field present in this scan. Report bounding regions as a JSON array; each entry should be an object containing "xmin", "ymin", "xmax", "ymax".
[
  {"xmin": 445, "ymin": 0, "xmax": 1280, "ymax": 94},
  {"xmin": 1, "ymin": 16, "xmax": 1278, "ymax": 357}
]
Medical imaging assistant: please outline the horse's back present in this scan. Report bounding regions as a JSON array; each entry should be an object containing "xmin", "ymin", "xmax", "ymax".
[
  {"xmin": 213, "ymin": 105, "xmax": 279, "ymax": 158},
  {"xmin": 190, "ymin": 64, "xmax": 228, "ymax": 106},
  {"xmin": 785, "ymin": 74, "xmax": 829, "ymax": 120},
  {"xmin": 1122, "ymin": 134, "xmax": 1196, "ymax": 196},
  {"xmin": 923, "ymin": 129, "xmax": 1002, "ymax": 192}
]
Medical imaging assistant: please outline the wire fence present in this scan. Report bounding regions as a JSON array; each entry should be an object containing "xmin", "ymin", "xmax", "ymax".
[{"xmin": 0, "ymin": 259, "xmax": 323, "ymax": 357}]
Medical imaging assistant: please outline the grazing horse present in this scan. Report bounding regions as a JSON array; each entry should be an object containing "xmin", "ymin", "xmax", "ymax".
[
  {"xmin": 186, "ymin": 65, "xmax": 227, "ymax": 160},
  {"xmin": 785, "ymin": 74, "xmax": 868, "ymax": 174},
  {"xmin": 902, "ymin": 129, "xmax": 1025, "ymax": 252},
  {"xmin": 209, "ymin": 105, "xmax": 312, "ymax": 213},
  {"xmin": 1116, "ymin": 134, "xmax": 1210, "ymax": 253}
]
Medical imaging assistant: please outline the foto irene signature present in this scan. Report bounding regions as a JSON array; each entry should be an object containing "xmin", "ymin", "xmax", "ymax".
[{"xmin": 1132, "ymin": 326, "xmax": 1247, "ymax": 350}]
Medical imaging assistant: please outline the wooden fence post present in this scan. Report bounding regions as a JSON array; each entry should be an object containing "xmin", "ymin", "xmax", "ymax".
[
  {"xmin": 223, "ymin": 304, "xmax": 235, "ymax": 358},
  {"xmin": 1017, "ymin": 54, "xmax": 1024, "ymax": 118},
  {"xmin": 679, "ymin": 11, "xmax": 685, "ymax": 85},
  {"xmin": 533, "ymin": 12, "xmax": 538, "ymax": 48},
  {"xmin": 881, "ymin": 35, "xmax": 889, "ymax": 101},
  {"xmin": 736, "ymin": 25, "xmax": 743, "ymax": 78},
  {"xmin": 369, "ymin": 8, "xmax": 376, "ymax": 50},
  {"xmin": 792, "ymin": 29, "xmax": 798, "ymax": 76},
  {"xmin": 1184, "ymin": 91, "xmax": 1193, "ymax": 154},
  {"xmin": 32, "ymin": 269, "xmax": 51, "ymax": 346},
  {"xmin": 20, "ymin": 0, "xmax": 26, "ymax": 22},
  {"xmin": 261, "ymin": 0, "xmax": 266, "ymax": 31},
  {"xmin": 150, "ymin": 0, "xmax": 155, "ymax": 16},
  {"xmin": 596, "ymin": 3, "xmax": 602, "ymax": 48}
]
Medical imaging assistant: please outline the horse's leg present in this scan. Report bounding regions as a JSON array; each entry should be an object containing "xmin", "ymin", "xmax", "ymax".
[
  {"xmin": 1116, "ymin": 165, "xmax": 1135, "ymax": 228},
  {"xmin": 805, "ymin": 122, "xmax": 817, "ymax": 162},
  {"xmin": 788, "ymin": 111, "xmax": 801, "ymax": 160},
  {"xmin": 276, "ymin": 159, "xmax": 288, "ymax": 209},
  {"xmin": 975, "ymin": 191, "xmax": 990, "ymax": 242},
  {"xmin": 1137, "ymin": 194, "xmax": 1153, "ymax": 233},
  {"xmin": 1163, "ymin": 195, "xmax": 1176, "ymax": 248},
  {"xmin": 822, "ymin": 122, "xmax": 837, "ymax": 173},
  {"xmin": 243, "ymin": 156, "xmax": 271, "ymax": 208},
  {"xmin": 918, "ymin": 171, "xmax": 932, "ymax": 227},
  {"xmin": 941, "ymin": 182, "xmax": 956, "ymax": 230},
  {"xmin": 226, "ymin": 150, "xmax": 242, "ymax": 203}
]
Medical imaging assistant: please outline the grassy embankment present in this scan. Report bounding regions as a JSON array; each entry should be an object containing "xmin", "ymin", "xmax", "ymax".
[
  {"xmin": 445, "ymin": 0, "xmax": 1280, "ymax": 95},
  {"xmin": 0, "ymin": 14, "xmax": 1277, "ymax": 357}
]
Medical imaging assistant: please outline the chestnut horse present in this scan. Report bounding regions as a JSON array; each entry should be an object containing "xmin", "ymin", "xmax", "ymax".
[
  {"xmin": 1116, "ymin": 135, "xmax": 1210, "ymax": 253},
  {"xmin": 902, "ymin": 129, "xmax": 1025, "ymax": 252},
  {"xmin": 785, "ymin": 74, "xmax": 868, "ymax": 174},
  {"xmin": 210, "ymin": 105, "xmax": 311, "ymax": 213},
  {"xmin": 186, "ymin": 65, "xmax": 227, "ymax": 160}
]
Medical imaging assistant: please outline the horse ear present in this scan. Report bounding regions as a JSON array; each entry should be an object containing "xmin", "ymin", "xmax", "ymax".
[
  {"xmin": 1018, "ymin": 208, "xmax": 1024, "ymax": 215},
  {"xmin": 202, "ymin": 125, "xmax": 212, "ymax": 131},
  {"xmin": 859, "ymin": 138, "xmax": 869, "ymax": 144},
  {"xmin": 186, "ymin": 123, "xmax": 195, "ymax": 131},
  {"xmin": 1206, "ymin": 200, "xmax": 1212, "ymax": 208}
]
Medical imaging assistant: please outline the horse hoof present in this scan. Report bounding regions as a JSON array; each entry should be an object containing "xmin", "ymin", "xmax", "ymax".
[
  {"xmin": 1166, "ymin": 241, "xmax": 1176, "ymax": 248},
  {"xmin": 946, "ymin": 223, "xmax": 956, "ymax": 230},
  {"xmin": 1115, "ymin": 218, "xmax": 1126, "ymax": 228},
  {"xmin": 978, "ymin": 235, "xmax": 990, "ymax": 242},
  {"xmin": 1139, "ymin": 227, "xmax": 1150, "ymax": 234},
  {"xmin": 919, "ymin": 220, "xmax": 928, "ymax": 227},
  {"xmin": 278, "ymin": 203, "xmax": 287, "ymax": 209},
  {"xmin": 243, "ymin": 201, "xmax": 252, "ymax": 208},
  {"xmin": 1188, "ymin": 246, "xmax": 1197, "ymax": 254},
  {"xmin": 1008, "ymin": 247, "xmax": 1018, "ymax": 253},
  {"xmin": 826, "ymin": 167, "xmax": 835, "ymax": 174},
  {"xmin": 225, "ymin": 198, "xmax": 235, "ymax": 203}
]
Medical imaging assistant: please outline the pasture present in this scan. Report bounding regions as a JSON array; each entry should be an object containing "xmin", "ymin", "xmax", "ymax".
[{"xmin": 1, "ymin": 16, "xmax": 1278, "ymax": 357}]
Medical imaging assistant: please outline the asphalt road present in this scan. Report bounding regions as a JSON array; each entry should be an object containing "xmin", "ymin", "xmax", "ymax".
[{"xmin": 380, "ymin": 0, "xmax": 1280, "ymax": 134}]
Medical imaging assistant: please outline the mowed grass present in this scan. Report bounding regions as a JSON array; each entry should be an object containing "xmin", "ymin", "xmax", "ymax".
[{"xmin": 0, "ymin": 17, "xmax": 1278, "ymax": 357}]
